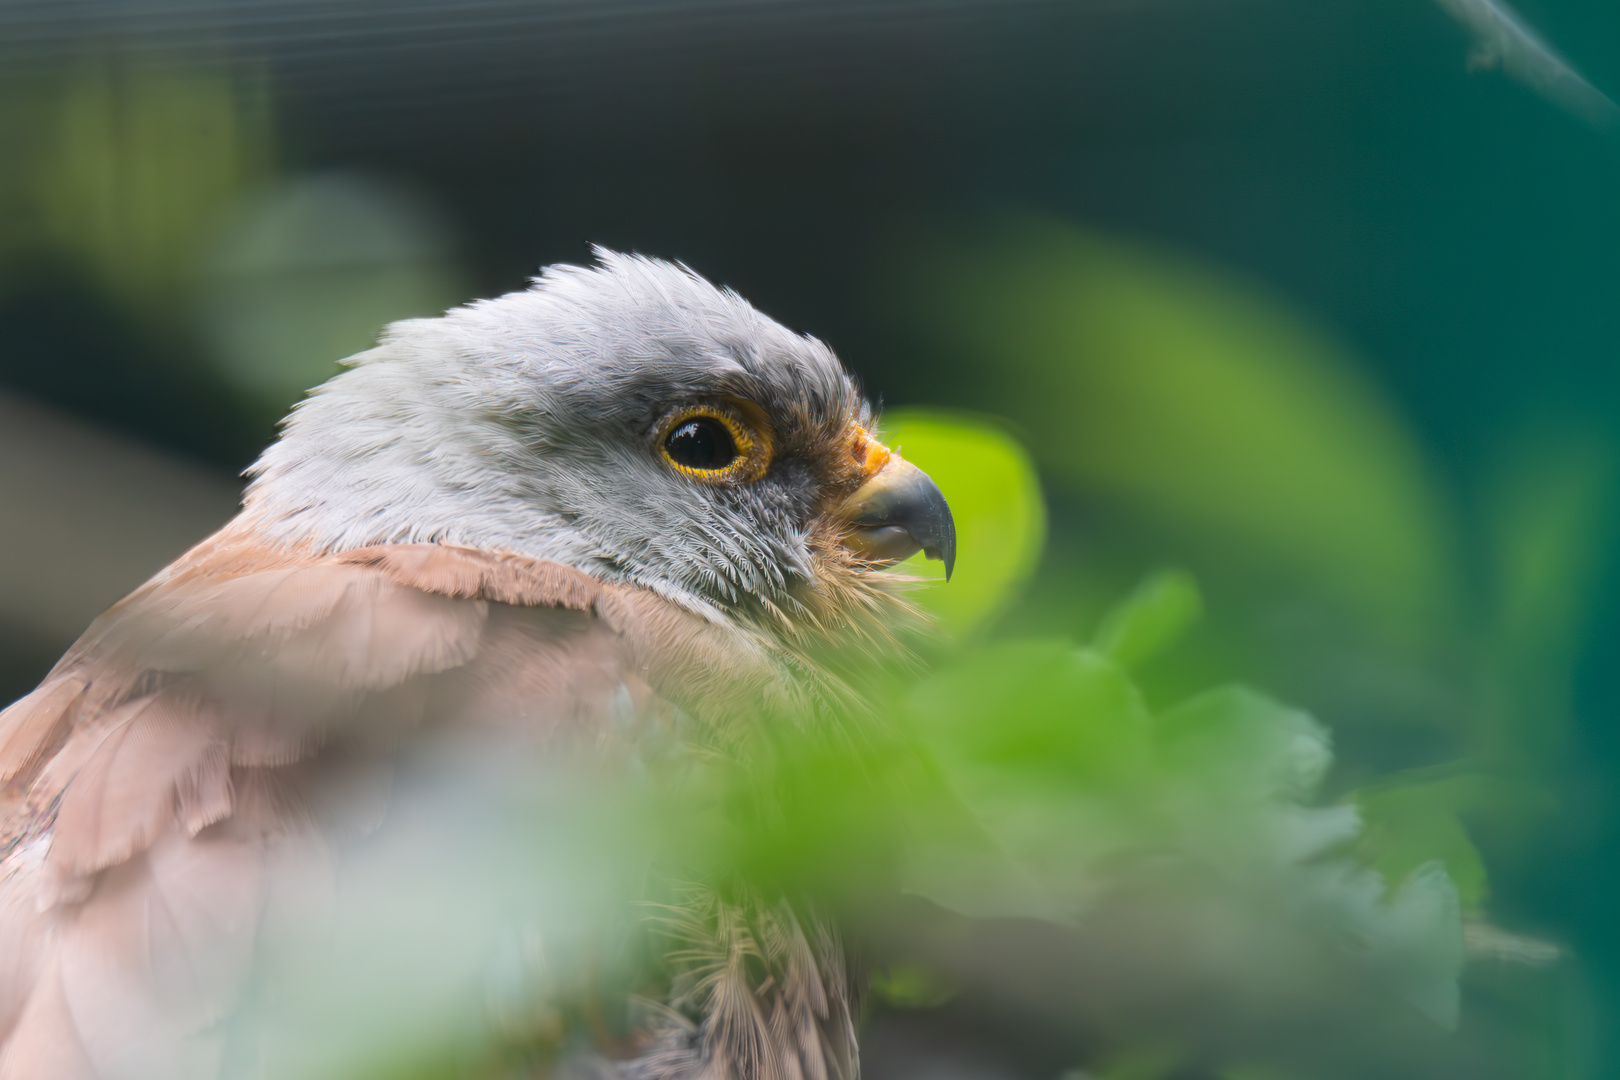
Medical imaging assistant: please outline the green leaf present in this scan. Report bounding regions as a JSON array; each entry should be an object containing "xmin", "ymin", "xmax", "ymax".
[
  {"xmin": 878, "ymin": 409, "xmax": 1046, "ymax": 635},
  {"xmin": 1092, "ymin": 568, "xmax": 1203, "ymax": 668},
  {"xmin": 895, "ymin": 218, "xmax": 1457, "ymax": 647},
  {"xmin": 26, "ymin": 56, "xmax": 276, "ymax": 318},
  {"xmin": 1377, "ymin": 861, "xmax": 1464, "ymax": 1031},
  {"xmin": 908, "ymin": 640, "xmax": 1154, "ymax": 788},
  {"xmin": 1157, "ymin": 686, "xmax": 1333, "ymax": 803},
  {"xmin": 901, "ymin": 640, "xmax": 1156, "ymax": 919},
  {"xmin": 1352, "ymin": 773, "xmax": 1493, "ymax": 912}
]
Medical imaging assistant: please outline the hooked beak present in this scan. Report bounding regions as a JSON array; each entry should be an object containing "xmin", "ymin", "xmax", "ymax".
[{"xmin": 838, "ymin": 454, "xmax": 956, "ymax": 580}]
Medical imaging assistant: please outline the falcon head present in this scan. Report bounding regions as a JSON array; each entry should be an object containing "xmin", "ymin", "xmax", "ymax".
[{"xmin": 242, "ymin": 249, "xmax": 954, "ymax": 633}]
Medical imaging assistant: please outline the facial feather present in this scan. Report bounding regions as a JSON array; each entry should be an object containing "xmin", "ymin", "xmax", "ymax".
[{"xmin": 241, "ymin": 250, "xmax": 883, "ymax": 630}]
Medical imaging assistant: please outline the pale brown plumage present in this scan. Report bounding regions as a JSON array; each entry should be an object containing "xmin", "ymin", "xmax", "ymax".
[
  {"xmin": 0, "ymin": 535, "xmax": 851, "ymax": 1079},
  {"xmin": 0, "ymin": 252, "xmax": 953, "ymax": 1079}
]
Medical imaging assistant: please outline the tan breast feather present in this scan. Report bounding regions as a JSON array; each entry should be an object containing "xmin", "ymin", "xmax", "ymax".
[{"xmin": 0, "ymin": 533, "xmax": 798, "ymax": 1079}]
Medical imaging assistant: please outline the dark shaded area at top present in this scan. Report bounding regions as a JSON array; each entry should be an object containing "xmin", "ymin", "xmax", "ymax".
[
  {"xmin": 1, "ymin": 0, "xmax": 1617, "ymax": 1072},
  {"xmin": 4, "ymin": 0, "xmax": 1616, "ymax": 473}
]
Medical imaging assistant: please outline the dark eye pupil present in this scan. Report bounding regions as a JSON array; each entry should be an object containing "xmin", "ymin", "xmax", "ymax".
[{"xmin": 666, "ymin": 417, "xmax": 738, "ymax": 471}]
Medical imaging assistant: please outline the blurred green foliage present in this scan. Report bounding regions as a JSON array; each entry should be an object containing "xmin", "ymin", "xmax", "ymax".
[
  {"xmin": 1093, "ymin": 569, "xmax": 1203, "ymax": 670},
  {"xmin": 895, "ymin": 219, "xmax": 1459, "ymax": 649},
  {"xmin": 240, "ymin": 556, "xmax": 1479, "ymax": 1079},
  {"xmin": 198, "ymin": 173, "xmax": 470, "ymax": 408},
  {"xmin": 1354, "ymin": 767, "xmax": 1495, "ymax": 914},
  {"xmin": 0, "ymin": 40, "xmax": 1605, "ymax": 1076},
  {"xmin": 880, "ymin": 409, "xmax": 1046, "ymax": 635},
  {"xmin": 1477, "ymin": 430, "xmax": 1618, "ymax": 772},
  {"xmin": 0, "ymin": 57, "xmax": 274, "ymax": 318},
  {"xmin": 864, "ymin": 220, "xmax": 1610, "ymax": 1074},
  {"xmin": 0, "ymin": 55, "xmax": 468, "ymax": 427}
]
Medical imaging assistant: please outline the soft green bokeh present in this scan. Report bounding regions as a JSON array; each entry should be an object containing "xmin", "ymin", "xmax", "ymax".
[
  {"xmin": 896, "ymin": 576, "xmax": 1465, "ymax": 1027},
  {"xmin": 232, "ymin": 571, "xmax": 1480, "ymax": 1080},
  {"xmin": 878, "ymin": 408, "xmax": 1046, "ymax": 635},
  {"xmin": 1354, "ymin": 771, "xmax": 1492, "ymax": 915},
  {"xmin": 0, "ymin": 43, "xmax": 1596, "ymax": 1073},
  {"xmin": 0, "ymin": 57, "xmax": 472, "ymax": 417},
  {"xmin": 899, "ymin": 219, "xmax": 1458, "ymax": 647},
  {"xmin": 197, "ymin": 173, "xmax": 470, "ymax": 409},
  {"xmin": 1093, "ymin": 568, "xmax": 1203, "ymax": 670},
  {"xmin": 1477, "ymin": 429, "xmax": 1618, "ymax": 771},
  {"xmin": 15, "ymin": 57, "xmax": 275, "ymax": 316}
]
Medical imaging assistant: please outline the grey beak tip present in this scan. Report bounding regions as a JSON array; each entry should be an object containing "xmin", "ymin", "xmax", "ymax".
[
  {"xmin": 923, "ymin": 533, "xmax": 956, "ymax": 583},
  {"xmin": 843, "ymin": 458, "xmax": 956, "ymax": 582},
  {"xmin": 924, "ymin": 501, "xmax": 957, "ymax": 583}
]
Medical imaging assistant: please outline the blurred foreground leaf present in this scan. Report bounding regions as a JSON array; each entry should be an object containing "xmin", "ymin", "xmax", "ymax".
[
  {"xmin": 198, "ymin": 172, "xmax": 470, "ymax": 410},
  {"xmin": 1352, "ymin": 765, "xmax": 1552, "ymax": 917},
  {"xmin": 17, "ymin": 56, "xmax": 275, "ymax": 317},
  {"xmin": 228, "ymin": 575, "xmax": 1489, "ymax": 1079},
  {"xmin": 896, "ymin": 576, "xmax": 1465, "ymax": 1032},
  {"xmin": 1479, "ymin": 429, "xmax": 1618, "ymax": 768},
  {"xmin": 880, "ymin": 408, "xmax": 1046, "ymax": 635},
  {"xmin": 899, "ymin": 219, "xmax": 1457, "ymax": 647},
  {"xmin": 1093, "ymin": 567, "xmax": 1203, "ymax": 669}
]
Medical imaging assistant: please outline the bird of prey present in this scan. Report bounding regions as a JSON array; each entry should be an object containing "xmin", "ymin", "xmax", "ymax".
[{"xmin": 0, "ymin": 251, "xmax": 954, "ymax": 1079}]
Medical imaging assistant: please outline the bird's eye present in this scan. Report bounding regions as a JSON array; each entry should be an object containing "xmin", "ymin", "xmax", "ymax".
[
  {"xmin": 666, "ymin": 418, "xmax": 737, "ymax": 471},
  {"xmin": 657, "ymin": 405, "xmax": 769, "ymax": 483}
]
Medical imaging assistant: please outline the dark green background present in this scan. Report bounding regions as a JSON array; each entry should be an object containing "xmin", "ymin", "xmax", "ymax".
[{"xmin": 0, "ymin": 0, "xmax": 1615, "ymax": 1075}]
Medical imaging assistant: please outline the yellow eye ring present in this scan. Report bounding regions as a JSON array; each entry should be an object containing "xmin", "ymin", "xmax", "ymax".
[{"xmin": 657, "ymin": 404, "xmax": 770, "ymax": 483}]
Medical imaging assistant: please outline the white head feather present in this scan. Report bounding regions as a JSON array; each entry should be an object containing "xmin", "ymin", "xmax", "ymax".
[{"xmin": 241, "ymin": 249, "xmax": 870, "ymax": 620}]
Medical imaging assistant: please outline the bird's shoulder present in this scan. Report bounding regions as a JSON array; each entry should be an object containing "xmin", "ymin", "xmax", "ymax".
[
  {"xmin": 0, "ymin": 526, "xmax": 811, "ymax": 1078},
  {"xmin": 0, "ymin": 526, "xmax": 795, "ymax": 886}
]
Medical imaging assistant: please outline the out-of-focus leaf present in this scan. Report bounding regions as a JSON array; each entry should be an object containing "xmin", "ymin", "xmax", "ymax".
[
  {"xmin": 900, "ymin": 219, "xmax": 1456, "ymax": 647},
  {"xmin": 1480, "ymin": 430, "xmax": 1617, "ymax": 767},
  {"xmin": 910, "ymin": 640, "xmax": 1155, "ymax": 790},
  {"xmin": 897, "ymin": 604, "xmax": 1466, "ymax": 1038},
  {"xmin": 28, "ymin": 57, "xmax": 275, "ymax": 316},
  {"xmin": 236, "ymin": 751, "xmax": 650, "ymax": 1080},
  {"xmin": 902, "ymin": 640, "xmax": 1156, "ymax": 918},
  {"xmin": 1092, "ymin": 568, "xmax": 1202, "ymax": 669},
  {"xmin": 1156, "ymin": 686, "xmax": 1361, "ymax": 873},
  {"xmin": 879, "ymin": 409, "xmax": 1046, "ymax": 635},
  {"xmin": 1092, "ymin": 1048, "xmax": 1180, "ymax": 1080},
  {"xmin": 870, "ymin": 963, "xmax": 959, "ymax": 1009},
  {"xmin": 1157, "ymin": 687, "xmax": 1333, "ymax": 804},
  {"xmin": 197, "ymin": 172, "xmax": 469, "ymax": 409},
  {"xmin": 1375, "ymin": 862, "xmax": 1465, "ymax": 1030},
  {"xmin": 1353, "ymin": 773, "xmax": 1493, "ymax": 912},
  {"xmin": 1220, "ymin": 1068, "xmax": 1299, "ymax": 1080}
]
